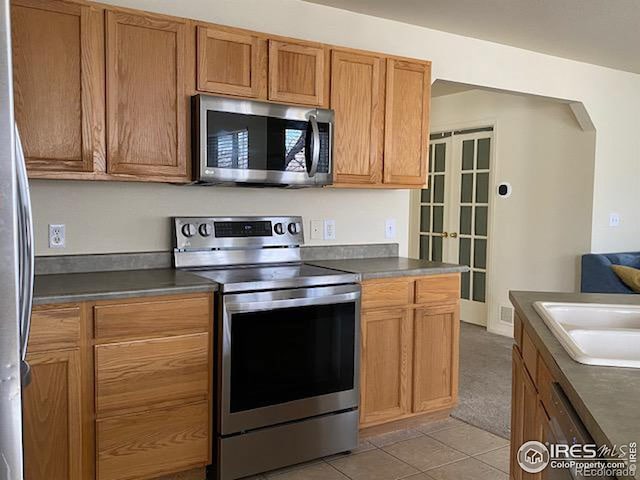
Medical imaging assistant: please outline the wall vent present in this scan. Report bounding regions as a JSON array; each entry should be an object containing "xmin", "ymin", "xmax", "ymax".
[{"xmin": 500, "ymin": 305, "xmax": 514, "ymax": 324}]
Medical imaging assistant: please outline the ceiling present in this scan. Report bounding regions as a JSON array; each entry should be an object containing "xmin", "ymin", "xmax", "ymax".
[{"xmin": 303, "ymin": 0, "xmax": 640, "ymax": 74}]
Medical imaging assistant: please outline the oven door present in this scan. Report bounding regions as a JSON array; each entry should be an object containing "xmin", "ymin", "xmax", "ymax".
[
  {"xmin": 219, "ymin": 284, "xmax": 360, "ymax": 435},
  {"xmin": 195, "ymin": 95, "xmax": 333, "ymax": 187}
]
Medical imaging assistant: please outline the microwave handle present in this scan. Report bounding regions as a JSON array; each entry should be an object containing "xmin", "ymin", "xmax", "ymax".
[{"xmin": 307, "ymin": 113, "xmax": 320, "ymax": 177}]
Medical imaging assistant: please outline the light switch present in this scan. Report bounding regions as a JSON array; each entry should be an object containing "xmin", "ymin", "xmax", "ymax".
[
  {"xmin": 385, "ymin": 218, "xmax": 397, "ymax": 239},
  {"xmin": 310, "ymin": 220, "xmax": 323, "ymax": 240}
]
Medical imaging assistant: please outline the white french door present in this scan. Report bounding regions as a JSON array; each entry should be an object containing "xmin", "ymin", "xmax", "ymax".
[{"xmin": 418, "ymin": 129, "xmax": 493, "ymax": 326}]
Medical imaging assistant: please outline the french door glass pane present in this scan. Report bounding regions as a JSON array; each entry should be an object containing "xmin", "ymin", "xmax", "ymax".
[
  {"xmin": 460, "ymin": 206, "xmax": 472, "ymax": 235},
  {"xmin": 433, "ymin": 175, "xmax": 445, "ymax": 203},
  {"xmin": 461, "ymin": 174, "xmax": 473, "ymax": 203},
  {"xmin": 434, "ymin": 143, "xmax": 446, "ymax": 172},
  {"xmin": 474, "ymin": 238, "xmax": 487, "ymax": 269},
  {"xmin": 477, "ymin": 138, "xmax": 491, "ymax": 169},
  {"xmin": 432, "ymin": 206, "xmax": 444, "ymax": 233},
  {"xmin": 475, "ymin": 206, "xmax": 488, "ymax": 236},
  {"xmin": 473, "ymin": 272, "xmax": 486, "ymax": 302},
  {"xmin": 461, "ymin": 271, "xmax": 470, "ymax": 300},
  {"xmin": 476, "ymin": 172, "xmax": 489, "ymax": 203},
  {"xmin": 420, "ymin": 206, "xmax": 431, "ymax": 232},
  {"xmin": 459, "ymin": 237, "xmax": 471, "ymax": 266},
  {"xmin": 462, "ymin": 140, "xmax": 474, "ymax": 170},
  {"xmin": 420, "ymin": 235, "xmax": 430, "ymax": 259},
  {"xmin": 432, "ymin": 236, "xmax": 443, "ymax": 261}
]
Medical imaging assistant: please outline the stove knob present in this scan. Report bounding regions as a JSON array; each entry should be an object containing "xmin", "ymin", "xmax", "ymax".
[
  {"xmin": 181, "ymin": 223, "xmax": 197, "ymax": 238},
  {"xmin": 274, "ymin": 222, "xmax": 285, "ymax": 235},
  {"xmin": 199, "ymin": 223, "xmax": 213, "ymax": 237},
  {"xmin": 288, "ymin": 222, "xmax": 301, "ymax": 235}
]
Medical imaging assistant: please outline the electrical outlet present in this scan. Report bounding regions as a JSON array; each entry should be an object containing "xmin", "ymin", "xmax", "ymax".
[
  {"xmin": 609, "ymin": 213, "xmax": 621, "ymax": 227},
  {"xmin": 385, "ymin": 218, "xmax": 397, "ymax": 239},
  {"xmin": 324, "ymin": 219, "xmax": 336, "ymax": 240},
  {"xmin": 49, "ymin": 224, "xmax": 65, "ymax": 249},
  {"xmin": 310, "ymin": 220, "xmax": 323, "ymax": 240}
]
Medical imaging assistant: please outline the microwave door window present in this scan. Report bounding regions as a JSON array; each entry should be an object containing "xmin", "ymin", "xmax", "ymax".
[
  {"xmin": 207, "ymin": 111, "xmax": 331, "ymax": 174},
  {"xmin": 207, "ymin": 111, "xmax": 268, "ymax": 170}
]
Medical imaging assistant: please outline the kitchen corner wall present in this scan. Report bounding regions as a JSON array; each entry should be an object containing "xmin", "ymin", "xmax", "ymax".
[{"xmin": 31, "ymin": 180, "xmax": 410, "ymax": 256}]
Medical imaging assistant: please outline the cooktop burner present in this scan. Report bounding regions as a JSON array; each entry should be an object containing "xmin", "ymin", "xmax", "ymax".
[{"xmin": 189, "ymin": 263, "xmax": 359, "ymax": 293}]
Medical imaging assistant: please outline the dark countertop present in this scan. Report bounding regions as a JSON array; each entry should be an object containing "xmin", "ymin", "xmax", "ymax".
[
  {"xmin": 510, "ymin": 291, "xmax": 640, "ymax": 480},
  {"xmin": 307, "ymin": 256, "xmax": 469, "ymax": 280},
  {"xmin": 34, "ymin": 269, "xmax": 218, "ymax": 305}
]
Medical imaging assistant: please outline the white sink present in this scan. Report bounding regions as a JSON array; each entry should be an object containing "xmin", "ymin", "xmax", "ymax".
[{"xmin": 533, "ymin": 302, "xmax": 640, "ymax": 368}]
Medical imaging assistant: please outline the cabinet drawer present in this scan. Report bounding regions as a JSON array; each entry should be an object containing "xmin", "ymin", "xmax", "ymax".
[
  {"xmin": 29, "ymin": 305, "xmax": 81, "ymax": 352},
  {"xmin": 95, "ymin": 333, "xmax": 210, "ymax": 416},
  {"xmin": 94, "ymin": 294, "xmax": 210, "ymax": 340},
  {"xmin": 97, "ymin": 402, "xmax": 209, "ymax": 480},
  {"xmin": 415, "ymin": 274, "xmax": 460, "ymax": 305},
  {"xmin": 362, "ymin": 278, "xmax": 413, "ymax": 310}
]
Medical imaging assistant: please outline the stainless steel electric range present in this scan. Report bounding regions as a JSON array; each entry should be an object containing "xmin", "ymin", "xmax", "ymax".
[{"xmin": 173, "ymin": 216, "xmax": 361, "ymax": 480}]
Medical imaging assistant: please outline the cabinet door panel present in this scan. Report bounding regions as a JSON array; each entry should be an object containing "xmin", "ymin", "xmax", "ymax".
[
  {"xmin": 268, "ymin": 40, "xmax": 328, "ymax": 107},
  {"xmin": 360, "ymin": 308, "xmax": 412, "ymax": 426},
  {"xmin": 95, "ymin": 333, "xmax": 210, "ymax": 416},
  {"xmin": 12, "ymin": 0, "xmax": 104, "ymax": 173},
  {"xmin": 97, "ymin": 402, "xmax": 209, "ymax": 480},
  {"xmin": 412, "ymin": 303, "xmax": 459, "ymax": 412},
  {"xmin": 330, "ymin": 49, "xmax": 384, "ymax": 185},
  {"xmin": 197, "ymin": 25, "xmax": 266, "ymax": 98},
  {"xmin": 383, "ymin": 58, "xmax": 431, "ymax": 185},
  {"xmin": 23, "ymin": 349, "xmax": 82, "ymax": 480},
  {"xmin": 106, "ymin": 10, "xmax": 189, "ymax": 179}
]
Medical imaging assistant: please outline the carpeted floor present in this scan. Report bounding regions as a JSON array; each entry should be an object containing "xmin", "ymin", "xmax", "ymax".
[{"xmin": 452, "ymin": 322, "xmax": 513, "ymax": 439}]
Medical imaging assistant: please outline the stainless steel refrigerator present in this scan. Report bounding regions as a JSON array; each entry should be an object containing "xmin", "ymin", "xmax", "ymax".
[{"xmin": 0, "ymin": 0, "xmax": 34, "ymax": 477}]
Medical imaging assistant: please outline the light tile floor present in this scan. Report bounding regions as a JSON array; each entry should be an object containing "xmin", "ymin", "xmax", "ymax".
[{"xmin": 242, "ymin": 417, "xmax": 510, "ymax": 480}]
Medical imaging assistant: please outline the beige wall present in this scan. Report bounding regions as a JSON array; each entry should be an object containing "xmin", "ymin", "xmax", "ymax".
[
  {"xmin": 415, "ymin": 89, "xmax": 595, "ymax": 335},
  {"xmin": 30, "ymin": 0, "xmax": 640, "ymax": 258},
  {"xmin": 31, "ymin": 181, "xmax": 410, "ymax": 255}
]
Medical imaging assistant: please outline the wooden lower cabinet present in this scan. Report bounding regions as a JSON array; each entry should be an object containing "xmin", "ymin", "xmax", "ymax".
[
  {"xmin": 359, "ymin": 274, "xmax": 460, "ymax": 429},
  {"xmin": 23, "ymin": 348, "xmax": 82, "ymax": 480},
  {"xmin": 24, "ymin": 293, "xmax": 213, "ymax": 480}
]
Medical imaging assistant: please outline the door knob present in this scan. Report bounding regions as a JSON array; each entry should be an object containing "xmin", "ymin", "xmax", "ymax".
[
  {"xmin": 450, "ymin": 232, "xmax": 458, "ymax": 238},
  {"xmin": 435, "ymin": 232, "xmax": 449, "ymax": 238}
]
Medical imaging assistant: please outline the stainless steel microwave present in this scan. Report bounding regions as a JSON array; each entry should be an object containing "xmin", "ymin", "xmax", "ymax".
[{"xmin": 193, "ymin": 95, "xmax": 333, "ymax": 187}]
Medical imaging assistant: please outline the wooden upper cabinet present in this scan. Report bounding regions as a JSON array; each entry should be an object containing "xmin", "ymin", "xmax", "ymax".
[
  {"xmin": 412, "ymin": 303, "xmax": 459, "ymax": 413},
  {"xmin": 330, "ymin": 49, "xmax": 384, "ymax": 185},
  {"xmin": 23, "ymin": 348, "xmax": 82, "ymax": 480},
  {"xmin": 11, "ymin": 0, "xmax": 105, "ymax": 174},
  {"xmin": 105, "ymin": 10, "xmax": 190, "ymax": 180},
  {"xmin": 268, "ymin": 39, "xmax": 329, "ymax": 107},
  {"xmin": 383, "ymin": 58, "xmax": 431, "ymax": 186},
  {"xmin": 196, "ymin": 25, "xmax": 267, "ymax": 98}
]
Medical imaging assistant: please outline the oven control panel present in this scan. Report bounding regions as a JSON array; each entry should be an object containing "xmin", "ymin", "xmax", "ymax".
[{"xmin": 173, "ymin": 216, "xmax": 303, "ymax": 250}]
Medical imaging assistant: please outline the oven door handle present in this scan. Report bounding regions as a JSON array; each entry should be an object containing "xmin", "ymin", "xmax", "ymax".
[{"xmin": 225, "ymin": 291, "xmax": 360, "ymax": 314}]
